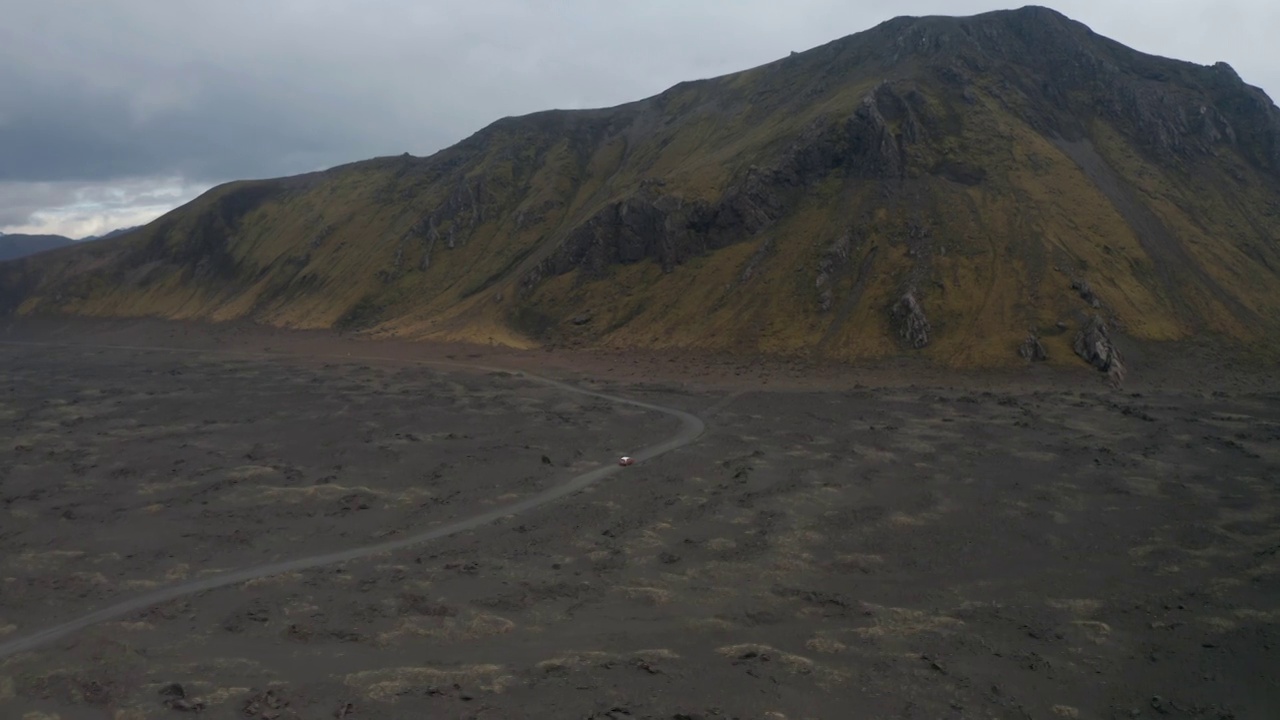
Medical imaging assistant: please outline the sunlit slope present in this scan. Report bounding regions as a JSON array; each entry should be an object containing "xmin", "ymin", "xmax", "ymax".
[{"xmin": 3, "ymin": 6, "xmax": 1279, "ymax": 367}]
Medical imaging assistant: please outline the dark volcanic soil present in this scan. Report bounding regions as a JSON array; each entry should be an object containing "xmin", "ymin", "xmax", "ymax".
[{"xmin": 1, "ymin": 320, "xmax": 1278, "ymax": 720}]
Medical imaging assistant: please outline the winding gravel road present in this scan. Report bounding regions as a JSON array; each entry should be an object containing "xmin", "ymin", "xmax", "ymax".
[{"xmin": 0, "ymin": 341, "xmax": 707, "ymax": 660}]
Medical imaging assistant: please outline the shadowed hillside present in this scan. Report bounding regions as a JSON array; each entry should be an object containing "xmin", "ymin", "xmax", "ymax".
[{"xmin": 3, "ymin": 6, "xmax": 1279, "ymax": 374}]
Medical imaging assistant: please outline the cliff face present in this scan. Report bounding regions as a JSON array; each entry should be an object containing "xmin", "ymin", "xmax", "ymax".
[{"xmin": 4, "ymin": 6, "xmax": 1280, "ymax": 369}]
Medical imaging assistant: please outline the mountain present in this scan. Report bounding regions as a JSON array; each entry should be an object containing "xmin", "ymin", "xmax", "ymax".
[
  {"xmin": 0, "ymin": 233, "xmax": 75, "ymax": 262},
  {"xmin": 0, "ymin": 225, "xmax": 138, "ymax": 263},
  {"xmin": 3, "ymin": 6, "xmax": 1279, "ymax": 373},
  {"xmin": 81, "ymin": 226, "xmax": 141, "ymax": 242}
]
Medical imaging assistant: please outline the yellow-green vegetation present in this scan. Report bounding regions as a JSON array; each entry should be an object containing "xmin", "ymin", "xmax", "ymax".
[{"xmin": 3, "ymin": 7, "xmax": 1279, "ymax": 368}]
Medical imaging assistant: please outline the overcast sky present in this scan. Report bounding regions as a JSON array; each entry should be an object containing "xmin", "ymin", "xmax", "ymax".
[{"xmin": 1, "ymin": 1, "xmax": 1276, "ymax": 238}]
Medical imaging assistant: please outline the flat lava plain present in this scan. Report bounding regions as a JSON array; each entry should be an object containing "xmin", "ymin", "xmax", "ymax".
[{"xmin": 1, "ymin": 321, "xmax": 1278, "ymax": 719}]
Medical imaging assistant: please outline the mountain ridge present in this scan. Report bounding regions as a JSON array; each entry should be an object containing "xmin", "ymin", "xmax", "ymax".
[
  {"xmin": 82, "ymin": 226, "xmax": 142, "ymax": 242},
  {"xmin": 0, "ymin": 224, "xmax": 143, "ymax": 262},
  {"xmin": 3, "ymin": 5, "xmax": 1278, "ymax": 373}
]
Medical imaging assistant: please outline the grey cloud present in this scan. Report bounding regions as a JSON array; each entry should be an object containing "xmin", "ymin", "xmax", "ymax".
[
  {"xmin": 0, "ymin": 179, "xmax": 207, "ymax": 238},
  {"xmin": 0, "ymin": 46, "xmax": 412, "ymax": 183},
  {"xmin": 0, "ymin": 0, "xmax": 1276, "ymax": 232}
]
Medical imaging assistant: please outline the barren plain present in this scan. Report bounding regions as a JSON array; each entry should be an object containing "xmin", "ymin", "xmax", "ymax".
[{"xmin": 1, "ymin": 320, "xmax": 1278, "ymax": 719}]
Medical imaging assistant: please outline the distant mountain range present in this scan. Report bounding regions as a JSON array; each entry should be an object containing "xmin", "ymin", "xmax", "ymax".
[
  {"xmin": 2, "ymin": 6, "xmax": 1279, "ymax": 372},
  {"xmin": 0, "ymin": 234, "xmax": 75, "ymax": 262},
  {"xmin": 81, "ymin": 226, "xmax": 141, "ymax": 243},
  {"xmin": 0, "ymin": 226, "xmax": 140, "ymax": 262}
]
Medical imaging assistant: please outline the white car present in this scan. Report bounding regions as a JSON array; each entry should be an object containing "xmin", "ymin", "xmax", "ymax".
[{"xmin": 618, "ymin": 456, "xmax": 635, "ymax": 466}]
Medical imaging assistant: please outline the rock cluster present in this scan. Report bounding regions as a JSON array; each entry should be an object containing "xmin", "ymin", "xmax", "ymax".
[
  {"xmin": 891, "ymin": 291, "xmax": 931, "ymax": 349},
  {"xmin": 1018, "ymin": 333, "xmax": 1048, "ymax": 361},
  {"xmin": 816, "ymin": 233, "xmax": 854, "ymax": 312},
  {"xmin": 1073, "ymin": 315, "xmax": 1125, "ymax": 384},
  {"xmin": 1071, "ymin": 279, "xmax": 1102, "ymax": 308}
]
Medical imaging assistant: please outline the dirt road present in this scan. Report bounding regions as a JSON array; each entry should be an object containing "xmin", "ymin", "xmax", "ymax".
[{"xmin": 0, "ymin": 340, "xmax": 706, "ymax": 661}]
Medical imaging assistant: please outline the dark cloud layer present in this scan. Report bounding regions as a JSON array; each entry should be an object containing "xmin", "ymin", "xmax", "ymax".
[
  {"xmin": 0, "ymin": 71, "xmax": 347, "ymax": 182},
  {"xmin": 1, "ymin": 1, "xmax": 1275, "ymax": 235}
]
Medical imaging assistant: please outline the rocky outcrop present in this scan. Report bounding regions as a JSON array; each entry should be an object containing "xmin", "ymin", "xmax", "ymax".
[
  {"xmin": 528, "ymin": 81, "xmax": 923, "ymax": 293},
  {"xmin": 780, "ymin": 82, "xmax": 918, "ymax": 183},
  {"xmin": 885, "ymin": 7, "xmax": 1280, "ymax": 178},
  {"xmin": 816, "ymin": 233, "xmax": 854, "ymax": 312},
  {"xmin": 1074, "ymin": 315, "xmax": 1126, "ymax": 383},
  {"xmin": 522, "ymin": 183, "xmax": 779, "ymax": 292},
  {"xmin": 1071, "ymin": 279, "xmax": 1102, "ymax": 308},
  {"xmin": 891, "ymin": 291, "xmax": 931, "ymax": 349},
  {"xmin": 409, "ymin": 176, "xmax": 496, "ymax": 261},
  {"xmin": 737, "ymin": 237, "xmax": 775, "ymax": 285},
  {"xmin": 1018, "ymin": 333, "xmax": 1048, "ymax": 361},
  {"xmin": 535, "ymin": 193, "xmax": 692, "ymax": 281}
]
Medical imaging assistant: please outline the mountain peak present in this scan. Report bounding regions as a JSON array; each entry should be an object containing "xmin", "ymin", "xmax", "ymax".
[{"xmin": 851, "ymin": 4, "xmax": 1083, "ymax": 49}]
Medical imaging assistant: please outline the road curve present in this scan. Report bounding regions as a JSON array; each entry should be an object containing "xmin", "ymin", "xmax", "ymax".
[{"xmin": 0, "ymin": 340, "xmax": 707, "ymax": 660}]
